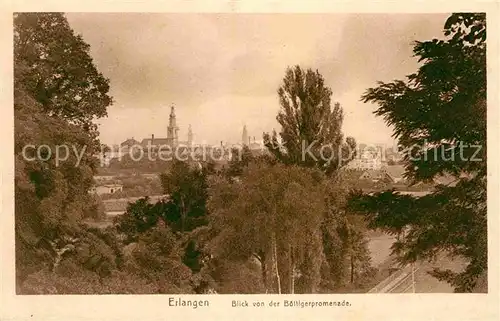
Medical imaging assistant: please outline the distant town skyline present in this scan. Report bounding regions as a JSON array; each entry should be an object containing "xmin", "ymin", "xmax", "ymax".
[{"xmin": 65, "ymin": 13, "xmax": 449, "ymax": 147}]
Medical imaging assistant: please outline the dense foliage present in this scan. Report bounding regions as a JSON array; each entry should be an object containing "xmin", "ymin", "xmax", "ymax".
[
  {"xmin": 15, "ymin": 12, "xmax": 114, "ymax": 288},
  {"xmin": 348, "ymin": 13, "xmax": 487, "ymax": 292},
  {"xmin": 264, "ymin": 65, "xmax": 357, "ymax": 174},
  {"xmin": 15, "ymin": 13, "xmax": 112, "ymax": 130},
  {"xmin": 14, "ymin": 13, "xmax": 190, "ymax": 294},
  {"xmin": 15, "ymin": 12, "xmax": 481, "ymax": 295}
]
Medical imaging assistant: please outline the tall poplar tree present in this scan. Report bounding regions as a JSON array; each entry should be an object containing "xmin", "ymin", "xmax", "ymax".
[{"xmin": 264, "ymin": 66, "xmax": 356, "ymax": 174}]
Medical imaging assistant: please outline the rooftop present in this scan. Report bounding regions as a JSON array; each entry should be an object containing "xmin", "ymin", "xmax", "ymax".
[{"xmin": 382, "ymin": 165, "xmax": 406, "ymax": 179}]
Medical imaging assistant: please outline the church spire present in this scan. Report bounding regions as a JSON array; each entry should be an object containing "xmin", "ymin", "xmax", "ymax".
[
  {"xmin": 187, "ymin": 124, "xmax": 193, "ymax": 146},
  {"xmin": 242, "ymin": 124, "xmax": 248, "ymax": 146},
  {"xmin": 167, "ymin": 104, "xmax": 179, "ymax": 146},
  {"xmin": 169, "ymin": 104, "xmax": 176, "ymax": 125}
]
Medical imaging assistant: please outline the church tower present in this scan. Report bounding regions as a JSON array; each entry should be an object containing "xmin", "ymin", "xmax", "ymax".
[
  {"xmin": 242, "ymin": 125, "xmax": 248, "ymax": 146},
  {"xmin": 167, "ymin": 104, "xmax": 179, "ymax": 146},
  {"xmin": 187, "ymin": 124, "xmax": 193, "ymax": 146}
]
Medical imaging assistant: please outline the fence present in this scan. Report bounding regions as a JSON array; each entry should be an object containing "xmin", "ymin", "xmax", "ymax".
[{"xmin": 368, "ymin": 264, "xmax": 418, "ymax": 293}]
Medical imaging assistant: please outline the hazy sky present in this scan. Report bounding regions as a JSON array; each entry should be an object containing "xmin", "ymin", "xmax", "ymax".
[{"xmin": 66, "ymin": 13, "xmax": 449, "ymax": 147}]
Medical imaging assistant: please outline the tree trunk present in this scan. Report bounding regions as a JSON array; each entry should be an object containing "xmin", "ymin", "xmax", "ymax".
[
  {"xmin": 262, "ymin": 259, "xmax": 268, "ymax": 293},
  {"xmin": 272, "ymin": 234, "xmax": 281, "ymax": 294},
  {"xmin": 180, "ymin": 197, "xmax": 186, "ymax": 232},
  {"xmin": 255, "ymin": 250, "xmax": 268, "ymax": 293}
]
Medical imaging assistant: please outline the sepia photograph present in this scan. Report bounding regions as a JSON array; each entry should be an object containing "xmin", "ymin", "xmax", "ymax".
[{"xmin": 11, "ymin": 10, "xmax": 489, "ymax": 299}]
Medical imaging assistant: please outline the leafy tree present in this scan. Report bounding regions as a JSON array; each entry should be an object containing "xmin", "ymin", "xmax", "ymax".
[
  {"xmin": 348, "ymin": 13, "xmax": 486, "ymax": 292},
  {"xmin": 15, "ymin": 71, "xmax": 102, "ymax": 284},
  {"xmin": 14, "ymin": 13, "xmax": 111, "ymax": 133},
  {"xmin": 264, "ymin": 65, "xmax": 357, "ymax": 174},
  {"xmin": 82, "ymin": 194, "xmax": 106, "ymax": 220},
  {"xmin": 206, "ymin": 260, "xmax": 265, "ymax": 294},
  {"xmin": 19, "ymin": 224, "xmax": 193, "ymax": 294},
  {"xmin": 226, "ymin": 145, "xmax": 255, "ymax": 177},
  {"xmin": 114, "ymin": 197, "xmax": 170, "ymax": 242},
  {"xmin": 207, "ymin": 163, "xmax": 333, "ymax": 293},
  {"xmin": 127, "ymin": 226, "xmax": 193, "ymax": 293},
  {"xmin": 14, "ymin": 13, "xmax": 114, "ymax": 292},
  {"xmin": 343, "ymin": 220, "xmax": 376, "ymax": 288},
  {"xmin": 226, "ymin": 145, "xmax": 277, "ymax": 177},
  {"xmin": 115, "ymin": 161, "xmax": 212, "ymax": 285},
  {"xmin": 319, "ymin": 179, "xmax": 376, "ymax": 292},
  {"xmin": 255, "ymin": 66, "xmax": 372, "ymax": 292},
  {"xmin": 159, "ymin": 160, "xmax": 209, "ymax": 233}
]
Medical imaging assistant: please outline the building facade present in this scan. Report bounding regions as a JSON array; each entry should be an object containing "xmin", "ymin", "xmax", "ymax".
[
  {"xmin": 90, "ymin": 184, "xmax": 124, "ymax": 195},
  {"xmin": 345, "ymin": 147, "xmax": 383, "ymax": 170}
]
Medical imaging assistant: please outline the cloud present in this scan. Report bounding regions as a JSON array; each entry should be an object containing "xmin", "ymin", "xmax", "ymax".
[{"xmin": 66, "ymin": 13, "xmax": 449, "ymax": 146}]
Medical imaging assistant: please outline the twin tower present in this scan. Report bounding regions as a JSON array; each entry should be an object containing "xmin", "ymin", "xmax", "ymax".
[{"xmin": 169, "ymin": 105, "xmax": 251, "ymax": 147}]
